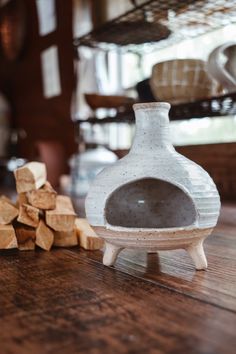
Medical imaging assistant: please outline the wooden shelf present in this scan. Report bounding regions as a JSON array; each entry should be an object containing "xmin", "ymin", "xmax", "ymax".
[{"xmin": 0, "ymin": 190, "xmax": 236, "ymax": 353}]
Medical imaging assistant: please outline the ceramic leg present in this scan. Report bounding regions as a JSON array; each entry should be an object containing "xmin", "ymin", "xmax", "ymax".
[
  {"xmin": 186, "ymin": 240, "xmax": 207, "ymax": 270},
  {"xmin": 103, "ymin": 242, "xmax": 122, "ymax": 266}
]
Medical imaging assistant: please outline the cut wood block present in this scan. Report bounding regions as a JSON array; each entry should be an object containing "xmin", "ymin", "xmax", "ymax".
[
  {"xmin": 53, "ymin": 229, "xmax": 78, "ymax": 247},
  {"xmin": 17, "ymin": 204, "xmax": 40, "ymax": 228},
  {"xmin": 28, "ymin": 181, "xmax": 57, "ymax": 210},
  {"xmin": 75, "ymin": 218, "xmax": 104, "ymax": 250},
  {"xmin": 0, "ymin": 195, "xmax": 16, "ymax": 207},
  {"xmin": 14, "ymin": 162, "xmax": 47, "ymax": 193},
  {"xmin": 15, "ymin": 225, "xmax": 36, "ymax": 250},
  {"xmin": 0, "ymin": 197, "xmax": 19, "ymax": 225},
  {"xmin": 0, "ymin": 224, "xmax": 18, "ymax": 249},
  {"xmin": 46, "ymin": 195, "xmax": 76, "ymax": 231},
  {"xmin": 16, "ymin": 193, "xmax": 28, "ymax": 206},
  {"xmin": 36, "ymin": 220, "xmax": 54, "ymax": 251}
]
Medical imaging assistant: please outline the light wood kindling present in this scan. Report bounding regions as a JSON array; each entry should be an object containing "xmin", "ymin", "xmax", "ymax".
[
  {"xmin": 53, "ymin": 229, "xmax": 78, "ymax": 247},
  {"xmin": 14, "ymin": 162, "xmax": 47, "ymax": 193},
  {"xmin": 0, "ymin": 224, "xmax": 18, "ymax": 249},
  {"xmin": 28, "ymin": 181, "xmax": 57, "ymax": 210},
  {"xmin": 75, "ymin": 218, "xmax": 104, "ymax": 250},
  {"xmin": 46, "ymin": 196, "xmax": 76, "ymax": 232},
  {"xmin": 0, "ymin": 197, "xmax": 19, "ymax": 225},
  {"xmin": 16, "ymin": 193, "xmax": 28, "ymax": 207},
  {"xmin": 36, "ymin": 220, "xmax": 54, "ymax": 251},
  {"xmin": 15, "ymin": 225, "xmax": 36, "ymax": 250},
  {"xmin": 0, "ymin": 195, "xmax": 16, "ymax": 207},
  {"xmin": 17, "ymin": 204, "xmax": 40, "ymax": 228}
]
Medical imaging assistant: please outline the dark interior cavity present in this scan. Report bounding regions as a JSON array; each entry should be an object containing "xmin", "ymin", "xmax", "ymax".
[{"xmin": 105, "ymin": 178, "xmax": 196, "ymax": 228}]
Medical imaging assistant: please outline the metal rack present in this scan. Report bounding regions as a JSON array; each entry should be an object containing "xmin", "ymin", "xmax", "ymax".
[
  {"xmin": 74, "ymin": 0, "xmax": 236, "ymax": 52},
  {"xmin": 74, "ymin": 0, "xmax": 236, "ymax": 125},
  {"xmin": 76, "ymin": 92, "xmax": 236, "ymax": 125}
]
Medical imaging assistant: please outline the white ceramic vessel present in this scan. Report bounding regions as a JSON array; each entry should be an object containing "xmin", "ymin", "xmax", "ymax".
[
  {"xmin": 85, "ymin": 102, "xmax": 221, "ymax": 270},
  {"xmin": 207, "ymin": 42, "xmax": 236, "ymax": 93}
]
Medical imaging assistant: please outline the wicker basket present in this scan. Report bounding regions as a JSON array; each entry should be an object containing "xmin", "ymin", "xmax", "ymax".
[{"xmin": 150, "ymin": 59, "xmax": 220, "ymax": 104}]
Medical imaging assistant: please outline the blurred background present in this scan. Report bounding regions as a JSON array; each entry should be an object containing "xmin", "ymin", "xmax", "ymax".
[{"xmin": 0, "ymin": 0, "xmax": 236, "ymax": 200}]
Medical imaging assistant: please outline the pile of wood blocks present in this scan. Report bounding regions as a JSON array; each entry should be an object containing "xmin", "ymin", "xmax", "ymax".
[{"xmin": 0, "ymin": 162, "xmax": 103, "ymax": 251}]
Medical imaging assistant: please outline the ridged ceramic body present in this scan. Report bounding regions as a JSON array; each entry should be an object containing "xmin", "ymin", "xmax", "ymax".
[{"xmin": 85, "ymin": 102, "xmax": 221, "ymax": 270}]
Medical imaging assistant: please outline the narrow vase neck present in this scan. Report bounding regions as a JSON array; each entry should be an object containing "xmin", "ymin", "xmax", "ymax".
[{"xmin": 130, "ymin": 103, "xmax": 174, "ymax": 153}]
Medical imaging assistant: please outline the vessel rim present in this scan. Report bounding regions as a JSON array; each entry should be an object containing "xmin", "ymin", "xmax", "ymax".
[{"xmin": 133, "ymin": 102, "xmax": 170, "ymax": 111}]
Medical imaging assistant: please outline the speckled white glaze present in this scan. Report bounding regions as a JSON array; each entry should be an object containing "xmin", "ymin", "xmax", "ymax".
[
  {"xmin": 207, "ymin": 42, "xmax": 236, "ymax": 93},
  {"xmin": 85, "ymin": 102, "xmax": 221, "ymax": 270}
]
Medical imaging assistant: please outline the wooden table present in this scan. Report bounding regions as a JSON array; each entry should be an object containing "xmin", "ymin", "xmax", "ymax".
[{"xmin": 0, "ymin": 202, "xmax": 236, "ymax": 354}]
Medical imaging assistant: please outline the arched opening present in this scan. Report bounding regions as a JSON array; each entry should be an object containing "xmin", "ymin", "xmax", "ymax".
[{"xmin": 105, "ymin": 178, "xmax": 196, "ymax": 228}]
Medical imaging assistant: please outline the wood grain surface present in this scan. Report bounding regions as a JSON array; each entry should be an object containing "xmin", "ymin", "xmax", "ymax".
[{"xmin": 0, "ymin": 202, "xmax": 236, "ymax": 354}]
